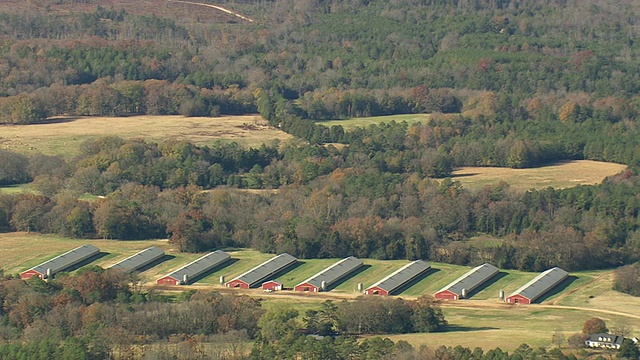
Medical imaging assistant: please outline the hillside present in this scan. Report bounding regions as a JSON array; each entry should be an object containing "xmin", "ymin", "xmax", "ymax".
[{"xmin": 1, "ymin": 0, "xmax": 640, "ymax": 357}]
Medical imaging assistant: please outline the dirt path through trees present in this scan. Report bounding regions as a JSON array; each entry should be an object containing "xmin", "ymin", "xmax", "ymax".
[{"xmin": 167, "ymin": 0, "xmax": 254, "ymax": 22}]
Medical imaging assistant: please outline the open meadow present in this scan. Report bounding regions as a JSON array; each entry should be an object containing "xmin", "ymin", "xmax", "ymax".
[
  {"xmin": 1, "ymin": 232, "xmax": 638, "ymax": 351},
  {"xmin": 450, "ymin": 160, "xmax": 627, "ymax": 192},
  {"xmin": 0, "ymin": 115, "xmax": 292, "ymax": 158},
  {"xmin": 317, "ymin": 113, "xmax": 439, "ymax": 129}
]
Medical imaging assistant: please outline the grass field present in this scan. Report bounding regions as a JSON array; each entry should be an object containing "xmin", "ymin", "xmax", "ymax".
[
  {"xmin": 451, "ymin": 160, "xmax": 627, "ymax": 192},
  {"xmin": 382, "ymin": 304, "xmax": 634, "ymax": 351},
  {"xmin": 0, "ymin": 184, "xmax": 35, "ymax": 194},
  {"xmin": 317, "ymin": 114, "xmax": 436, "ymax": 129},
  {"xmin": 0, "ymin": 115, "xmax": 292, "ymax": 158},
  {"xmin": 2, "ymin": 232, "xmax": 639, "ymax": 352}
]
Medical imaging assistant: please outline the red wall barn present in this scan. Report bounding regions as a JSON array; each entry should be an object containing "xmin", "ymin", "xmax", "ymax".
[
  {"xmin": 20, "ymin": 269, "xmax": 44, "ymax": 280},
  {"xmin": 226, "ymin": 279, "xmax": 250, "ymax": 289},
  {"xmin": 156, "ymin": 276, "xmax": 181, "ymax": 286},
  {"xmin": 262, "ymin": 281, "xmax": 283, "ymax": 291},
  {"xmin": 364, "ymin": 286, "xmax": 389, "ymax": 296},
  {"xmin": 505, "ymin": 294, "xmax": 531, "ymax": 304},
  {"xmin": 294, "ymin": 282, "xmax": 319, "ymax": 292},
  {"xmin": 434, "ymin": 290, "xmax": 459, "ymax": 300}
]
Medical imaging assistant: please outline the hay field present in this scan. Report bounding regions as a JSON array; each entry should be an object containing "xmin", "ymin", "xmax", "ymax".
[
  {"xmin": 451, "ymin": 160, "xmax": 627, "ymax": 192},
  {"xmin": 0, "ymin": 115, "xmax": 292, "ymax": 158}
]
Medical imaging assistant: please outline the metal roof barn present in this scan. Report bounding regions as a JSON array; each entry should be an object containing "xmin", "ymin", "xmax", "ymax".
[
  {"xmin": 20, "ymin": 244, "xmax": 100, "ymax": 280},
  {"xmin": 365, "ymin": 260, "xmax": 431, "ymax": 296},
  {"xmin": 506, "ymin": 267, "xmax": 569, "ymax": 304},
  {"xmin": 434, "ymin": 263, "xmax": 499, "ymax": 300},
  {"xmin": 109, "ymin": 246, "xmax": 165, "ymax": 273},
  {"xmin": 294, "ymin": 257, "xmax": 363, "ymax": 292},
  {"xmin": 226, "ymin": 253, "xmax": 297, "ymax": 289},
  {"xmin": 157, "ymin": 250, "xmax": 230, "ymax": 286}
]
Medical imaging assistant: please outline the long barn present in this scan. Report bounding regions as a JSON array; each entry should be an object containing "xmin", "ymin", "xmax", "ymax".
[
  {"xmin": 434, "ymin": 263, "xmax": 499, "ymax": 300},
  {"xmin": 157, "ymin": 250, "xmax": 230, "ymax": 285},
  {"xmin": 109, "ymin": 246, "xmax": 165, "ymax": 273},
  {"xmin": 20, "ymin": 244, "xmax": 100, "ymax": 280},
  {"xmin": 365, "ymin": 260, "xmax": 431, "ymax": 296},
  {"xmin": 506, "ymin": 267, "xmax": 569, "ymax": 304},
  {"xmin": 225, "ymin": 253, "xmax": 297, "ymax": 289},
  {"xmin": 294, "ymin": 257, "xmax": 363, "ymax": 292}
]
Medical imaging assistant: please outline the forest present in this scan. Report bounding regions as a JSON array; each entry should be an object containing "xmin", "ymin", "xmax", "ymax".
[{"xmin": 1, "ymin": 0, "xmax": 640, "ymax": 357}]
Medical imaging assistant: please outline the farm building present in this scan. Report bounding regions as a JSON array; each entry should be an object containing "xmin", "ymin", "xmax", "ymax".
[
  {"xmin": 109, "ymin": 246, "xmax": 164, "ymax": 273},
  {"xmin": 434, "ymin": 263, "xmax": 499, "ymax": 300},
  {"xmin": 294, "ymin": 256, "xmax": 363, "ymax": 292},
  {"xmin": 262, "ymin": 280, "xmax": 283, "ymax": 292},
  {"xmin": 505, "ymin": 267, "xmax": 569, "ymax": 304},
  {"xmin": 157, "ymin": 250, "xmax": 230, "ymax": 286},
  {"xmin": 20, "ymin": 244, "xmax": 100, "ymax": 280},
  {"xmin": 365, "ymin": 260, "xmax": 431, "ymax": 296},
  {"xmin": 585, "ymin": 334, "xmax": 624, "ymax": 349},
  {"xmin": 225, "ymin": 253, "xmax": 297, "ymax": 289}
]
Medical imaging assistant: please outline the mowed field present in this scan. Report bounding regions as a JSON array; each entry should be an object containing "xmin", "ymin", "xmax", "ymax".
[
  {"xmin": 2, "ymin": 232, "xmax": 639, "ymax": 351},
  {"xmin": 451, "ymin": 160, "xmax": 627, "ymax": 192},
  {"xmin": 317, "ymin": 114, "xmax": 436, "ymax": 129},
  {"xmin": 0, "ymin": 115, "xmax": 292, "ymax": 158}
]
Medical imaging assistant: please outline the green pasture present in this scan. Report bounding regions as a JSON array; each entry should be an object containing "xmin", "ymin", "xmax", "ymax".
[
  {"xmin": 0, "ymin": 233, "xmax": 612, "ymax": 302},
  {"xmin": 0, "ymin": 184, "xmax": 35, "ymax": 195},
  {"xmin": 317, "ymin": 114, "xmax": 434, "ymax": 130},
  {"xmin": 383, "ymin": 305, "xmax": 634, "ymax": 352}
]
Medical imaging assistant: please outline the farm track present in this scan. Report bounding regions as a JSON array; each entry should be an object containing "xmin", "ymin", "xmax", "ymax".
[
  {"xmin": 167, "ymin": 0, "xmax": 254, "ymax": 22},
  {"xmin": 547, "ymin": 272, "xmax": 612, "ymax": 305},
  {"xmin": 156, "ymin": 283, "xmax": 640, "ymax": 320}
]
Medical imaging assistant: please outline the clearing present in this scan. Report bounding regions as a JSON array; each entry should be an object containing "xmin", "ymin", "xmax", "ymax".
[
  {"xmin": 0, "ymin": 115, "xmax": 292, "ymax": 158},
  {"xmin": 450, "ymin": 160, "xmax": 627, "ymax": 192},
  {"xmin": 317, "ymin": 113, "xmax": 441, "ymax": 129}
]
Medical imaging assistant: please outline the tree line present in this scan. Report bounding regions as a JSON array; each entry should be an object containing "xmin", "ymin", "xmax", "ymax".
[
  {"xmin": 0, "ymin": 80, "xmax": 256, "ymax": 124},
  {"xmin": 2, "ymin": 138, "xmax": 640, "ymax": 271}
]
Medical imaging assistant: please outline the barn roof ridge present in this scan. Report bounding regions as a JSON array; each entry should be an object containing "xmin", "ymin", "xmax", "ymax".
[
  {"xmin": 508, "ymin": 266, "xmax": 569, "ymax": 301},
  {"xmin": 233, "ymin": 252, "xmax": 297, "ymax": 287},
  {"xmin": 368, "ymin": 260, "xmax": 431, "ymax": 293},
  {"xmin": 297, "ymin": 256, "xmax": 363, "ymax": 289},
  {"xmin": 436, "ymin": 263, "xmax": 499, "ymax": 297},
  {"xmin": 109, "ymin": 246, "xmax": 164, "ymax": 273},
  {"xmin": 30, "ymin": 244, "xmax": 100, "ymax": 276},
  {"xmin": 164, "ymin": 250, "xmax": 230, "ymax": 283}
]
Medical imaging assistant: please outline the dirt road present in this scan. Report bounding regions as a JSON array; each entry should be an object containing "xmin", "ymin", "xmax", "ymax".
[
  {"xmin": 157, "ymin": 282, "xmax": 640, "ymax": 320},
  {"xmin": 168, "ymin": 0, "xmax": 254, "ymax": 22}
]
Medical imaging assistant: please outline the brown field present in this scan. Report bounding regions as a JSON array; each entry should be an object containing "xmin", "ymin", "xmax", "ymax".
[
  {"xmin": 0, "ymin": 0, "xmax": 243, "ymax": 23},
  {"xmin": 451, "ymin": 160, "xmax": 627, "ymax": 192},
  {"xmin": 3, "ymin": 232, "xmax": 640, "ymax": 352},
  {"xmin": 0, "ymin": 115, "xmax": 292, "ymax": 158}
]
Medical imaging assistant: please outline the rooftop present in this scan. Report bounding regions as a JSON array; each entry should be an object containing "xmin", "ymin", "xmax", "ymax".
[
  {"xmin": 235, "ymin": 253, "xmax": 297, "ymax": 287},
  {"xmin": 437, "ymin": 263, "xmax": 499, "ymax": 297},
  {"xmin": 32, "ymin": 244, "xmax": 100, "ymax": 275},
  {"xmin": 509, "ymin": 267, "xmax": 569, "ymax": 301},
  {"xmin": 299, "ymin": 257, "xmax": 363, "ymax": 289},
  {"xmin": 166, "ymin": 250, "xmax": 230, "ymax": 282},
  {"xmin": 369, "ymin": 260, "xmax": 431, "ymax": 293},
  {"xmin": 109, "ymin": 246, "xmax": 164, "ymax": 273}
]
